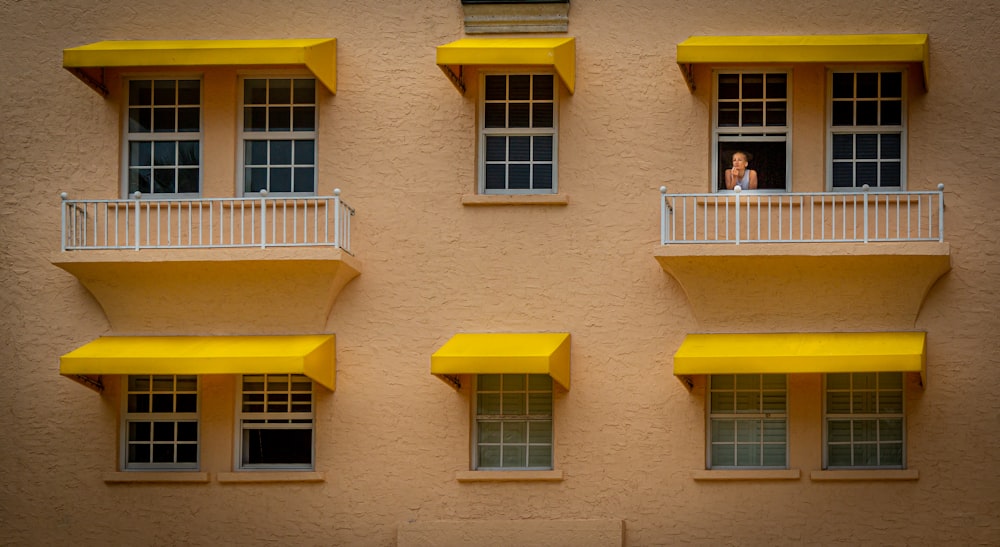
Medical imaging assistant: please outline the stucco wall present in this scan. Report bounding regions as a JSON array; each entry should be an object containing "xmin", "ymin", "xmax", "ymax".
[{"xmin": 2, "ymin": 0, "xmax": 999, "ymax": 545}]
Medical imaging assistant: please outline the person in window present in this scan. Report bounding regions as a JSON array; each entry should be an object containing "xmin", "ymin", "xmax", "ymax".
[{"xmin": 725, "ymin": 151, "xmax": 758, "ymax": 190}]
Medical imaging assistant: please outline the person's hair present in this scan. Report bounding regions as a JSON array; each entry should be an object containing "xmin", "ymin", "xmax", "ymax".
[{"xmin": 732, "ymin": 150, "xmax": 752, "ymax": 162}]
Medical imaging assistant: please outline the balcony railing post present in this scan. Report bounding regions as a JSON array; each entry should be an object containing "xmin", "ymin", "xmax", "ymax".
[
  {"xmin": 60, "ymin": 192, "xmax": 69, "ymax": 251},
  {"xmin": 133, "ymin": 191, "xmax": 141, "ymax": 250},
  {"xmin": 260, "ymin": 190, "xmax": 268, "ymax": 249},
  {"xmin": 334, "ymin": 188, "xmax": 342, "ymax": 249},
  {"xmin": 862, "ymin": 184, "xmax": 870, "ymax": 243},
  {"xmin": 734, "ymin": 186, "xmax": 742, "ymax": 245},
  {"xmin": 937, "ymin": 183, "xmax": 945, "ymax": 242},
  {"xmin": 659, "ymin": 186, "xmax": 669, "ymax": 244}
]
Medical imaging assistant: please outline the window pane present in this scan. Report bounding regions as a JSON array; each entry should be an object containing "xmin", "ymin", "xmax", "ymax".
[
  {"xmin": 153, "ymin": 80, "xmax": 175, "ymax": 105},
  {"xmin": 129, "ymin": 421, "xmax": 151, "ymax": 441},
  {"xmin": 293, "ymin": 140, "xmax": 315, "ymax": 164},
  {"xmin": 177, "ymin": 107, "xmax": 199, "ymax": 132},
  {"xmin": 856, "ymin": 134, "xmax": 878, "ymax": 159},
  {"xmin": 831, "ymin": 134, "xmax": 853, "ymax": 160},
  {"xmin": 502, "ymin": 374, "xmax": 525, "ymax": 391},
  {"xmin": 832, "ymin": 163, "xmax": 853, "ymax": 187},
  {"xmin": 478, "ymin": 421, "xmax": 501, "ymax": 444},
  {"xmin": 711, "ymin": 444, "xmax": 735, "ymax": 467},
  {"xmin": 734, "ymin": 391, "xmax": 760, "ymax": 413},
  {"xmin": 710, "ymin": 391, "xmax": 734, "ymax": 413},
  {"xmin": 711, "ymin": 375, "xmax": 734, "ymax": 390},
  {"xmin": 485, "ymin": 164, "xmax": 506, "ymax": 189},
  {"xmin": 880, "ymin": 443, "xmax": 903, "ymax": 466},
  {"xmin": 292, "ymin": 79, "xmax": 315, "ymax": 104},
  {"xmin": 478, "ymin": 376, "xmax": 500, "ymax": 394},
  {"xmin": 527, "ymin": 374, "xmax": 551, "ymax": 391},
  {"xmin": 501, "ymin": 393, "xmax": 525, "ymax": 415},
  {"xmin": 484, "ymin": 103, "xmax": 506, "ymax": 128},
  {"xmin": 742, "ymin": 101, "xmax": 763, "ymax": 126},
  {"xmin": 527, "ymin": 393, "xmax": 551, "ymax": 415},
  {"xmin": 533, "ymin": 136, "xmax": 553, "ymax": 162},
  {"xmin": 765, "ymin": 103, "xmax": 786, "ymax": 126},
  {"xmin": 532, "ymin": 103, "xmax": 553, "ymax": 128},
  {"xmin": 478, "ymin": 446, "xmax": 501, "ymax": 468},
  {"xmin": 292, "ymin": 106, "xmax": 316, "ymax": 131},
  {"xmin": 128, "ymin": 444, "xmax": 150, "ymax": 464},
  {"xmin": 529, "ymin": 421, "xmax": 552, "ymax": 444},
  {"xmin": 485, "ymin": 136, "xmax": 506, "ymax": 162},
  {"xmin": 832, "ymin": 102, "xmax": 854, "ymax": 126},
  {"xmin": 741, "ymin": 74, "xmax": 764, "ymax": 99},
  {"xmin": 717, "ymin": 104, "xmax": 739, "ymax": 127},
  {"xmin": 293, "ymin": 168, "xmax": 315, "ymax": 193},
  {"xmin": 129, "ymin": 108, "xmax": 151, "ymax": 133},
  {"xmin": 509, "ymin": 75, "xmax": 530, "ymax": 101},
  {"xmin": 857, "ymin": 73, "xmax": 878, "ymax": 98},
  {"xmin": 130, "ymin": 80, "xmax": 152, "ymax": 105},
  {"xmin": 129, "ymin": 141, "xmax": 151, "ymax": 167},
  {"xmin": 175, "ymin": 393, "xmax": 197, "ymax": 412},
  {"xmin": 245, "ymin": 107, "xmax": 267, "ymax": 131},
  {"xmin": 508, "ymin": 165, "xmax": 530, "ymax": 189},
  {"xmin": 269, "ymin": 79, "xmax": 291, "ymax": 104},
  {"xmin": 270, "ymin": 140, "xmax": 293, "ymax": 165},
  {"xmin": 765, "ymin": 74, "xmax": 787, "ymax": 99},
  {"xmin": 153, "ymin": 108, "xmax": 176, "ymax": 132},
  {"xmin": 832, "ymin": 73, "xmax": 854, "ymax": 99},
  {"xmin": 177, "ymin": 421, "xmax": 198, "ymax": 442},
  {"xmin": 269, "ymin": 106, "xmax": 291, "ymax": 131},
  {"xmin": 827, "ymin": 392, "xmax": 851, "ymax": 414},
  {"xmin": 153, "ymin": 421, "xmax": 175, "ymax": 441},
  {"xmin": 828, "ymin": 444, "xmax": 852, "ymax": 467},
  {"xmin": 533, "ymin": 165, "xmax": 552, "ymax": 189},
  {"xmin": 176, "ymin": 444, "xmax": 198, "ymax": 464},
  {"xmin": 502, "ymin": 445, "xmax": 526, "ymax": 468},
  {"xmin": 509, "ymin": 136, "xmax": 530, "ymax": 161},
  {"xmin": 509, "ymin": 103, "xmax": 530, "ymax": 128},
  {"xmin": 246, "ymin": 168, "xmax": 267, "ymax": 192},
  {"xmin": 735, "ymin": 375, "xmax": 760, "ymax": 390},
  {"xmin": 711, "ymin": 420, "xmax": 735, "ymax": 442},
  {"xmin": 856, "ymin": 163, "xmax": 877, "ymax": 187},
  {"xmin": 762, "ymin": 444, "xmax": 786, "ymax": 467},
  {"xmin": 478, "ymin": 393, "xmax": 501, "ymax": 415},
  {"xmin": 882, "ymin": 72, "xmax": 902, "ymax": 97},
  {"xmin": 718, "ymin": 74, "xmax": 740, "ymax": 100},
  {"xmin": 242, "ymin": 429, "xmax": 311, "ymax": 465},
  {"xmin": 503, "ymin": 421, "xmax": 527, "ymax": 444},
  {"xmin": 129, "ymin": 170, "xmax": 151, "ymax": 194},
  {"xmin": 153, "ymin": 142, "xmax": 175, "ymax": 166},
  {"xmin": 881, "ymin": 100, "xmax": 901, "ymax": 126},
  {"xmin": 762, "ymin": 420, "xmax": 786, "ymax": 442},
  {"xmin": 485, "ymin": 75, "xmax": 506, "ymax": 101},
  {"xmin": 735, "ymin": 443, "xmax": 760, "ymax": 466},
  {"xmin": 245, "ymin": 79, "xmax": 267, "ymax": 104},
  {"xmin": 532, "ymin": 74, "xmax": 553, "ymax": 101},
  {"xmin": 880, "ymin": 419, "xmax": 903, "ymax": 441},
  {"xmin": 527, "ymin": 445, "xmax": 552, "ymax": 468},
  {"xmin": 856, "ymin": 101, "xmax": 878, "ymax": 126}
]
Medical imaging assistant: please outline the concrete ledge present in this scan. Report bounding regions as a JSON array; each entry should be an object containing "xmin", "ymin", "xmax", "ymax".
[
  {"xmin": 810, "ymin": 469, "xmax": 919, "ymax": 481},
  {"xmin": 103, "ymin": 471, "xmax": 210, "ymax": 483},
  {"xmin": 462, "ymin": 193, "xmax": 569, "ymax": 206},
  {"xmin": 398, "ymin": 519, "xmax": 623, "ymax": 547},
  {"xmin": 456, "ymin": 469, "xmax": 563, "ymax": 482},
  {"xmin": 693, "ymin": 469, "xmax": 801, "ymax": 481},
  {"xmin": 216, "ymin": 471, "xmax": 326, "ymax": 483}
]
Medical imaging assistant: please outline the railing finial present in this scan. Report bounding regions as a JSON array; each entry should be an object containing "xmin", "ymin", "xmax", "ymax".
[
  {"xmin": 260, "ymin": 189, "xmax": 268, "ymax": 197},
  {"xmin": 937, "ymin": 183, "xmax": 945, "ymax": 191},
  {"xmin": 659, "ymin": 186, "xmax": 667, "ymax": 195},
  {"xmin": 132, "ymin": 191, "xmax": 142, "ymax": 199},
  {"xmin": 862, "ymin": 184, "xmax": 870, "ymax": 192},
  {"xmin": 734, "ymin": 185, "xmax": 742, "ymax": 193},
  {"xmin": 60, "ymin": 192, "xmax": 68, "ymax": 200},
  {"xmin": 334, "ymin": 188, "xmax": 341, "ymax": 197}
]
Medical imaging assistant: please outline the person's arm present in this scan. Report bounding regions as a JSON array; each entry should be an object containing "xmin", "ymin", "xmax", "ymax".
[
  {"xmin": 725, "ymin": 169, "xmax": 736, "ymax": 189},
  {"xmin": 748, "ymin": 169, "xmax": 758, "ymax": 190}
]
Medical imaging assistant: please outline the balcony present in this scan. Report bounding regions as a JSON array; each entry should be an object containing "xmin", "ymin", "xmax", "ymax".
[
  {"xmin": 52, "ymin": 191, "xmax": 361, "ymax": 335},
  {"xmin": 654, "ymin": 186, "xmax": 951, "ymax": 330}
]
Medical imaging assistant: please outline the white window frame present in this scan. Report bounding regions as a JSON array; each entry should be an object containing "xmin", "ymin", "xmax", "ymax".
[
  {"xmin": 121, "ymin": 76, "xmax": 203, "ymax": 199},
  {"xmin": 706, "ymin": 374, "xmax": 788, "ymax": 469},
  {"xmin": 823, "ymin": 372, "xmax": 906, "ymax": 469},
  {"xmin": 237, "ymin": 73, "xmax": 319, "ymax": 197},
  {"xmin": 826, "ymin": 67, "xmax": 907, "ymax": 191},
  {"xmin": 478, "ymin": 70, "xmax": 558, "ymax": 195},
  {"xmin": 711, "ymin": 69, "xmax": 792, "ymax": 193},
  {"xmin": 472, "ymin": 374, "xmax": 554, "ymax": 471},
  {"xmin": 120, "ymin": 374, "xmax": 199, "ymax": 471},
  {"xmin": 235, "ymin": 373, "xmax": 315, "ymax": 471}
]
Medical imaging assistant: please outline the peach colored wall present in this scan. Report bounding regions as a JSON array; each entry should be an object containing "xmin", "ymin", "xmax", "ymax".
[{"xmin": 2, "ymin": 1, "xmax": 999, "ymax": 546}]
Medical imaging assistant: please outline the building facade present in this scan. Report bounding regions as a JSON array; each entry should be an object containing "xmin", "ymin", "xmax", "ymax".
[{"xmin": 2, "ymin": 0, "xmax": 999, "ymax": 545}]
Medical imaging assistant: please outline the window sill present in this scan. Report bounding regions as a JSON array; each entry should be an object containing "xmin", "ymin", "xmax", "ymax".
[
  {"xmin": 216, "ymin": 471, "xmax": 326, "ymax": 483},
  {"xmin": 693, "ymin": 469, "xmax": 801, "ymax": 481},
  {"xmin": 103, "ymin": 471, "xmax": 210, "ymax": 483},
  {"xmin": 456, "ymin": 470, "xmax": 564, "ymax": 482},
  {"xmin": 810, "ymin": 469, "xmax": 918, "ymax": 481},
  {"xmin": 462, "ymin": 194, "xmax": 569, "ymax": 206}
]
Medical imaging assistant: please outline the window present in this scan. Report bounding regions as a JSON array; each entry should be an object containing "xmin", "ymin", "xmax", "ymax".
[
  {"xmin": 240, "ymin": 77, "xmax": 318, "ymax": 195},
  {"xmin": 480, "ymin": 73, "xmax": 557, "ymax": 194},
  {"xmin": 707, "ymin": 374, "xmax": 787, "ymax": 469},
  {"xmin": 474, "ymin": 374, "xmax": 553, "ymax": 470},
  {"xmin": 238, "ymin": 374, "xmax": 314, "ymax": 469},
  {"xmin": 125, "ymin": 78, "xmax": 202, "ymax": 196},
  {"xmin": 713, "ymin": 71, "xmax": 789, "ymax": 191},
  {"xmin": 829, "ymin": 70, "xmax": 905, "ymax": 190},
  {"xmin": 825, "ymin": 372, "xmax": 905, "ymax": 469},
  {"xmin": 122, "ymin": 375, "xmax": 199, "ymax": 470}
]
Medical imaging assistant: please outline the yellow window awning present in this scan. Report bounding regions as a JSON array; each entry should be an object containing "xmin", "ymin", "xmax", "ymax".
[
  {"xmin": 431, "ymin": 333, "xmax": 571, "ymax": 389},
  {"xmin": 63, "ymin": 38, "xmax": 337, "ymax": 96},
  {"xmin": 676, "ymin": 34, "xmax": 929, "ymax": 92},
  {"xmin": 436, "ymin": 37, "xmax": 576, "ymax": 94},
  {"xmin": 673, "ymin": 332, "xmax": 926, "ymax": 386},
  {"xmin": 60, "ymin": 334, "xmax": 336, "ymax": 391}
]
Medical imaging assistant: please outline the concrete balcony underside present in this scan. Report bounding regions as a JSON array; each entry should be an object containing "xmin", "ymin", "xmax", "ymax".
[
  {"xmin": 52, "ymin": 247, "xmax": 360, "ymax": 335},
  {"xmin": 655, "ymin": 242, "xmax": 951, "ymax": 331}
]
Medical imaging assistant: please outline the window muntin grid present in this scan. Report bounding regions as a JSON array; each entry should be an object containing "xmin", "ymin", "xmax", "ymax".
[
  {"xmin": 238, "ymin": 374, "xmax": 314, "ymax": 469},
  {"xmin": 125, "ymin": 79, "xmax": 202, "ymax": 196},
  {"xmin": 480, "ymin": 73, "xmax": 557, "ymax": 194},
  {"xmin": 240, "ymin": 77, "xmax": 318, "ymax": 195},
  {"xmin": 825, "ymin": 372, "xmax": 905, "ymax": 469},
  {"xmin": 474, "ymin": 374, "xmax": 553, "ymax": 470},
  {"xmin": 829, "ymin": 70, "xmax": 905, "ymax": 189},
  {"xmin": 713, "ymin": 71, "xmax": 790, "ymax": 191},
  {"xmin": 123, "ymin": 375, "xmax": 199, "ymax": 470},
  {"xmin": 708, "ymin": 374, "xmax": 787, "ymax": 469}
]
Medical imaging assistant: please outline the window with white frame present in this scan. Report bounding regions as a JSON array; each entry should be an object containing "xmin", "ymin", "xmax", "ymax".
[
  {"xmin": 474, "ymin": 374, "xmax": 553, "ymax": 470},
  {"xmin": 123, "ymin": 375, "xmax": 199, "ymax": 470},
  {"xmin": 829, "ymin": 70, "xmax": 905, "ymax": 190},
  {"xmin": 238, "ymin": 374, "xmax": 314, "ymax": 469},
  {"xmin": 707, "ymin": 374, "xmax": 787, "ymax": 469},
  {"xmin": 240, "ymin": 77, "xmax": 318, "ymax": 195},
  {"xmin": 713, "ymin": 71, "xmax": 789, "ymax": 191},
  {"xmin": 125, "ymin": 78, "xmax": 202, "ymax": 196},
  {"xmin": 825, "ymin": 372, "xmax": 905, "ymax": 469},
  {"xmin": 480, "ymin": 73, "xmax": 557, "ymax": 194}
]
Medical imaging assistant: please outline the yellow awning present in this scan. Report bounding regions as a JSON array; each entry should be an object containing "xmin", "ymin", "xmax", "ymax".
[
  {"xmin": 63, "ymin": 38, "xmax": 337, "ymax": 95},
  {"xmin": 436, "ymin": 37, "xmax": 575, "ymax": 94},
  {"xmin": 676, "ymin": 34, "xmax": 929, "ymax": 91},
  {"xmin": 673, "ymin": 332, "xmax": 926, "ymax": 386},
  {"xmin": 60, "ymin": 335, "xmax": 336, "ymax": 391},
  {"xmin": 431, "ymin": 333, "xmax": 571, "ymax": 389}
]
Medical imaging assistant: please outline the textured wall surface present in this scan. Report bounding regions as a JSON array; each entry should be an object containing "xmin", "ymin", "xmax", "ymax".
[{"xmin": 2, "ymin": 0, "xmax": 999, "ymax": 545}]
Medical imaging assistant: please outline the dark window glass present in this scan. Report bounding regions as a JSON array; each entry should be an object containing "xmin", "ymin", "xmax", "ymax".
[
  {"xmin": 508, "ymin": 164, "xmax": 531, "ymax": 189},
  {"xmin": 130, "ymin": 80, "xmax": 152, "ymax": 105},
  {"xmin": 270, "ymin": 140, "xmax": 293, "ymax": 165},
  {"xmin": 153, "ymin": 80, "xmax": 175, "ymax": 106},
  {"xmin": 509, "ymin": 75, "xmax": 530, "ymax": 100},
  {"xmin": 509, "ymin": 103, "xmax": 530, "ymax": 128},
  {"xmin": 243, "ymin": 429, "xmax": 312, "ymax": 465},
  {"xmin": 881, "ymin": 134, "xmax": 901, "ymax": 159},
  {"xmin": 245, "ymin": 79, "xmax": 267, "ymax": 104},
  {"xmin": 293, "ymin": 79, "xmax": 315, "ymax": 104},
  {"xmin": 129, "ymin": 170, "xmax": 151, "ymax": 194},
  {"xmin": 881, "ymin": 100, "xmax": 902, "ymax": 126},
  {"xmin": 766, "ymin": 74, "xmax": 787, "ymax": 99},
  {"xmin": 509, "ymin": 136, "xmax": 531, "ymax": 162},
  {"xmin": 177, "ymin": 80, "xmax": 200, "ymax": 105},
  {"xmin": 129, "ymin": 108, "xmax": 151, "ymax": 133},
  {"xmin": 717, "ymin": 104, "xmax": 739, "ymax": 127},
  {"xmin": 246, "ymin": 141, "xmax": 268, "ymax": 165},
  {"xmin": 294, "ymin": 168, "xmax": 315, "ymax": 192},
  {"xmin": 269, "ymin": 106, "xmax": 291, "ymax": 131},
  {"xmin": 532, "ymin": 74, "xmax": 553, "ymax": 101},
  {"xmin": 880, "ymin": 162, "xmax": 901, "ymax": 187},
  {"xmin": 247, "ymin": 168, "xmax": 268, "ymax": 192},
  {"xmin": 832, "ymin": 134, "xmax": 853, "ymax": 160},
  {"xmin": 485, "ymin": 164, "xmax": 506, "ymax": 189},
  {"xmin": 244, "ymin": 107, "xmax": 267, "ymax": 131},
  {"xmin": 177, "ymin": 169, "xmax": 199, "ymax": 193},
  {"xmin": 856, "ymin": 101, "xmax": 878, "ymax": 126},
  {"xmin": 485, "ymin": 136, "xmax": 506, "ymax": 162},
  {"xmin": 292, "ymin": 106, "xmax": 315, "ymax": 131},
  {"xmin": 742, "ymin": 102, "xmax": 763, "ymax": 126},
  {"xmin": 269, "ymin": 79, "xmax": 291, "ymax": 104},
  {"xmin": 766, "ymin": 103, "xmax": 786, "ymax": 126},
  {"xmin": 153, "ymin": 170, "xmax": 175, "ymax": 194},
  {"xmin": 153, "ymin": 108, "xmax": 176, "ymax": 133},
  {"xmin": 270, "ymin": 168, "xmax": 292, "ymax": 192},
  {"xmin": 294, "ymin": 140, "xmax": 315, "ymax": 164},
  {"xmin": 484, "ymin": 103, "xmax": 505, "ymax": 128},
  {"xmin": 533, "ymin": 164, "xmax": 553, "ymax": 189},
  {"xmin": 832, "ymin": 164, "xmax": 853, "ymax": 187},
  {"xmin": 856, "ymin": 134, "xmax": 878, "ymax": 159},
  {"xmin": 741, "ymin": 73, "xmax": 764, "ymax": 99},
  {"xmin": 533, "ymin": 103, "xmax": 553, "ymax": 128},
  {"xmin": 832, "ymin": 102, "xmax": 854, "ymax": 126},
  {"xmin": 533, "ymin": 136, "xmax": 553, "ymax": 162},
  {"xmin": 153, "ymin": 142, "xmax": 175, "ymax": 166},
  {"xmin": 856, "ymin": 163, "xmax": 877, "ymax": 186},
  {"xmin": 832, "ymin": 73, "xmax": 854, "ymax": 99},
  {"xmin": 881, "ymin": 72, "xmax": 902, "ymax": 98},
  {"xmin": 718, "ymin": 74, "xmax": 740, "ymax": 100},
  {"xmin": 178, "ymin": 141, "xmax": 199, "ymax": 166},
  {"xmin": 485, "ymin": 75, "xmax": 506, "ymax": 101},
  {"xmin": 177, "ymin": 107, "xmax": 199, "ymax": 132}
]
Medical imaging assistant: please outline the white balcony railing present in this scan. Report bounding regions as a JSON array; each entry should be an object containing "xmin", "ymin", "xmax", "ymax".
[
  {"xmin": 61, "ymin": 190, "xmax": 355, "ymax": 254},
  {"xmin": 660, "ymin": 185, "xmax": 944, "ymax": 245}
]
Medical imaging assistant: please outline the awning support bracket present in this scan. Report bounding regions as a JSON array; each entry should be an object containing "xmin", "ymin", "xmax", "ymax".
[
  {"xmin": 71, "ymin": 374, "xmax": 105, "ymax": 393},
  {"xmin": 680, "ymin": 63, "xmax": 696, "ymax": 92},
  {"xmin": 443, "ymin": 374, "xmax": 462, "ymax": 389},
  {"xmin": 442, "ymin": 65, "xmax": 466, "ymax": 94},
  {"xmin": 71, "ymin": 67, "xmax": 109, "ymax": 97}
]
